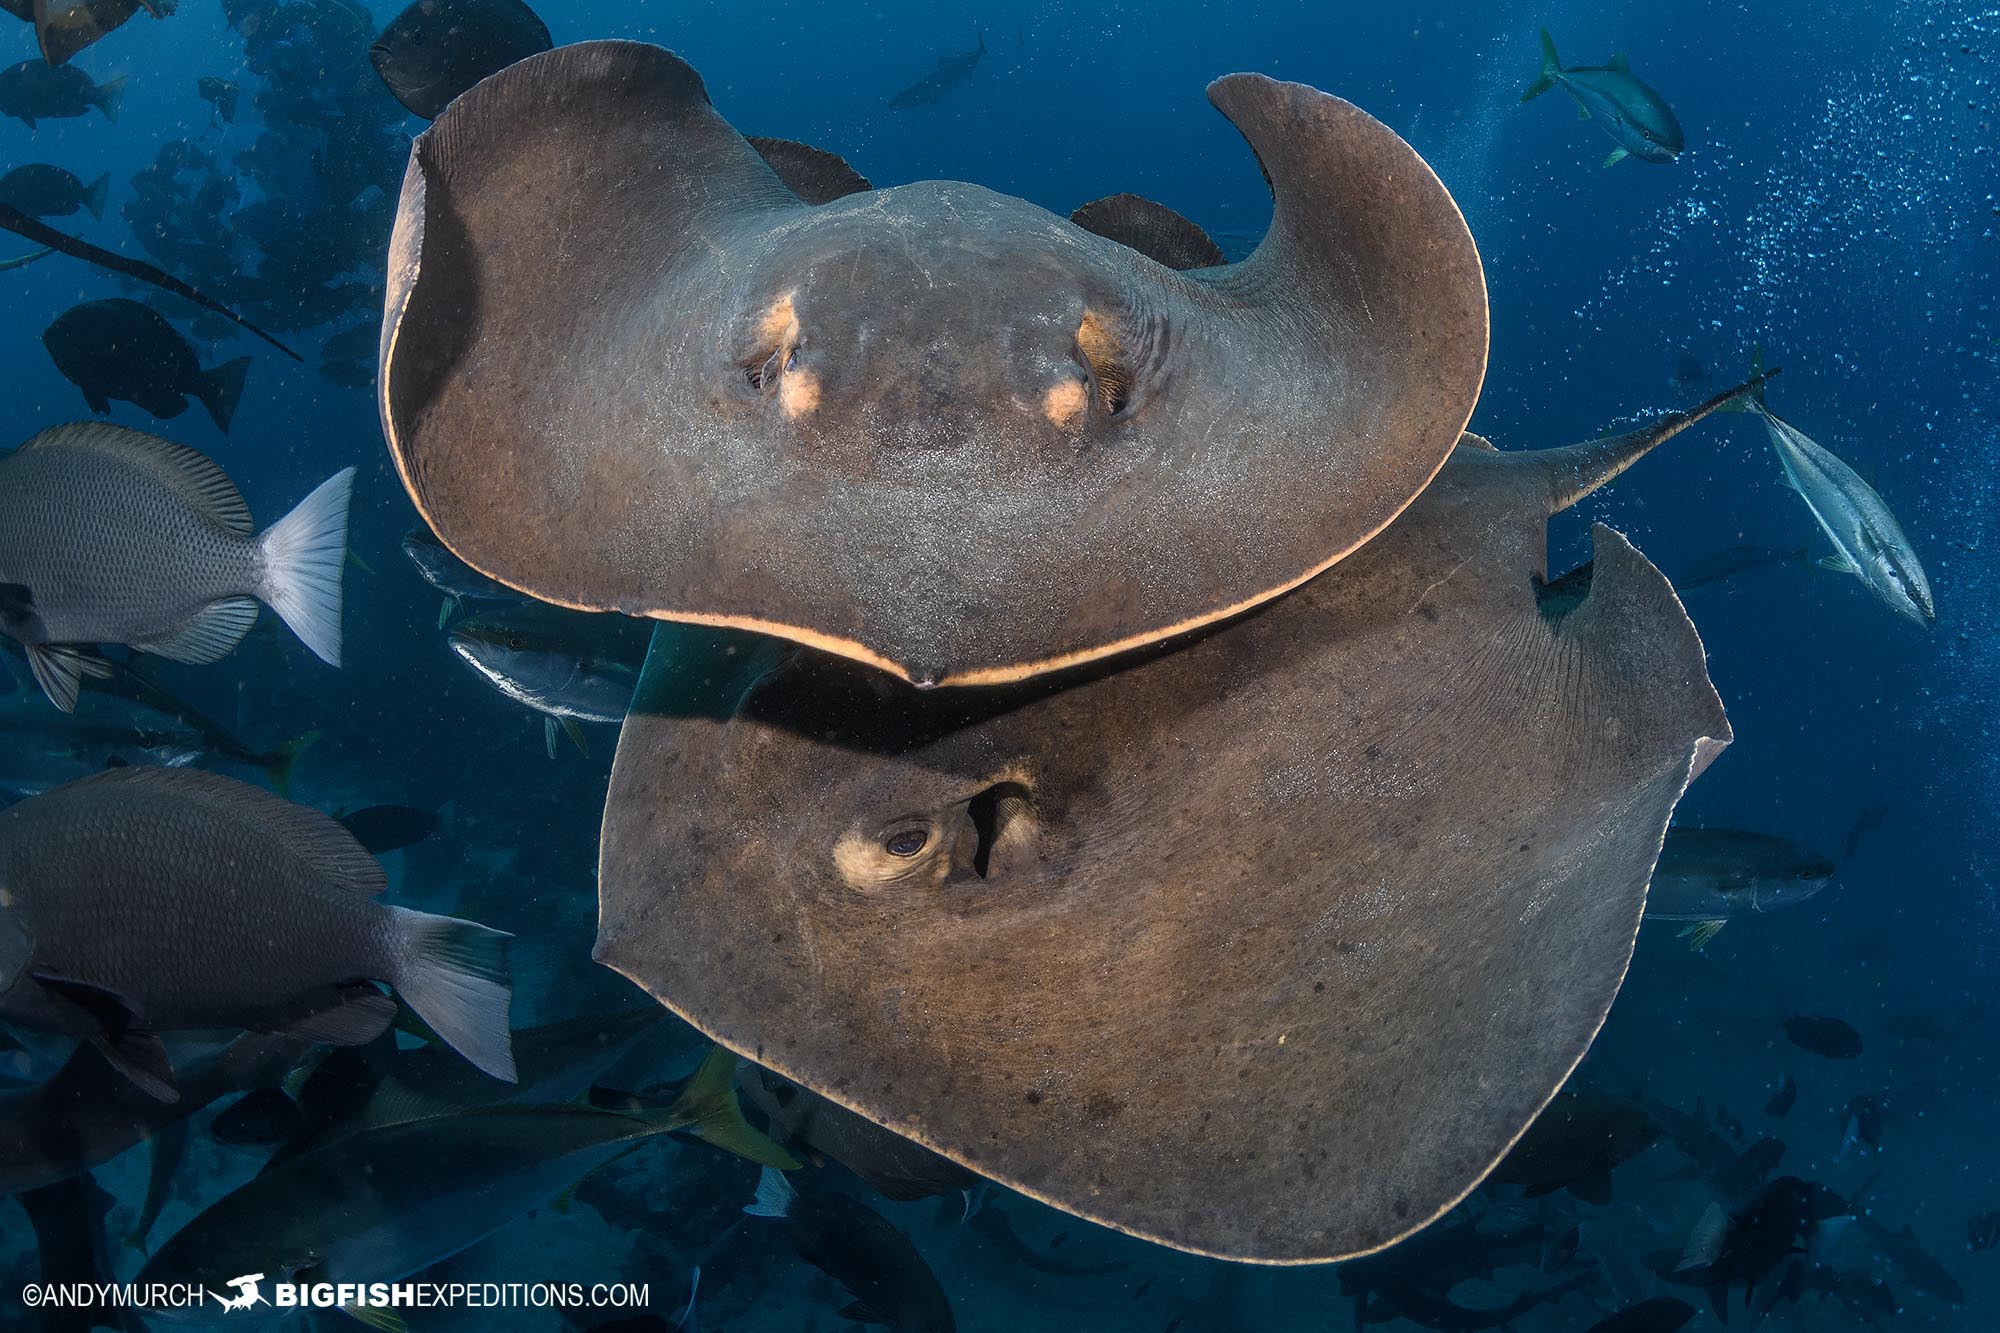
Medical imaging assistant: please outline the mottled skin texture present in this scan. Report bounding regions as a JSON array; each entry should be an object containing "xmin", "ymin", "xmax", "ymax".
[
  {"xmin": 380, "ymin": 41, "xmax": 1487, "ymax": 686},
  {"xmin": 598, "ymin": 389, "xmax": 1749, "ymax": 1263}
]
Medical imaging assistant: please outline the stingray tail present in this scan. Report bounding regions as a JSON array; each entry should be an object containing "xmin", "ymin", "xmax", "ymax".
[
  {"xmin": 1538, "ymin": 371, "xmax": 1782, "ymax": 514},
  {"xmin": 1522, "ymin": 29, "xmax": 1562, "ymax": 101},
  {"xmin": 258, "ymin": 468, "xmax": 353, "ymax": 666}
]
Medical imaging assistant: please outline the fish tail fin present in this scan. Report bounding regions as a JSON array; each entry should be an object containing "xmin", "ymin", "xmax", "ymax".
[
  {"xmin": 655, "ymin": 1045, "xmax": 803, "ymax": 1169},
  {"xmin": 258, "ymin": 727, "xmax": 325, "ymax": 797},
  {"xmin": 195, "ymin": 355, "xmax": 250, "ymax": 432},
  {"xmin": 83, "ymin": 173, "xmax": 110, "ymax": 220},
  {"xmin": 389, "ymin": 906, "xmax": 516, "ymax": 1082},
  {"xmin": 1521, "ymin": 28, "xmax": 1561, "ymax": 101},
  {"xmin": 743, "ymin": 1165, "xmax": 798, "ymax": 1219},
  {"xmin": 95, "ymin": 72, "xmax": 127, "ymax": 122},
  {"xmin": 257, "ymin": 467, "xmax": 353, "ymax": 667},
  {"xmin": 1719, "ymin": 344, "xmax": 1771, "ymax": 413}
]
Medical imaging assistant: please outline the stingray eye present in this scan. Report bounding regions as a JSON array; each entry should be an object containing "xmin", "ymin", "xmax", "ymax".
[
  {"xmin": 884, "ymin": 827, "xmax": 929, "ymax": 858},
  {"xmin": 745, "ymin": 346, "xmax": 785, "ymax": 393},
  {"xmin": 1074, "ymin": 310, "xmax": 1136, "ymax": 418}
]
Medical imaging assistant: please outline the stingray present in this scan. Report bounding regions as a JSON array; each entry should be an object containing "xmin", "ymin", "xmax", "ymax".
[
  {"xmin": 379, "ymin": 41, "xmax": 1487, "ymax": 688},
  {"xmin": 596, "ymin": 380, "xmax": 1758, "ymax": 1262}
]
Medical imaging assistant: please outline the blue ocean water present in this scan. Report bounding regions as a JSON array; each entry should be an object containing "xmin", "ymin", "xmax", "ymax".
[{"xmin": 1, "ymin": 0, "xmax": 1996, "ymax": 1329}]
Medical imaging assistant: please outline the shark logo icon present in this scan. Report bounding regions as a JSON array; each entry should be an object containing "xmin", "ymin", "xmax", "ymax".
[{"xmin": 213, "ymin": 1274, "xmax": 267, "ymax": 1312}]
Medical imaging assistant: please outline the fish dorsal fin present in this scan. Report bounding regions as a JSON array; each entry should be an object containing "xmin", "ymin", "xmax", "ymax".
[
  {"xmin": 1608, "ymin": 53, "xmax": 1630, "ymax": 73},
  {"xmin": 68, "ymin": 767, "xmax": 387, "ymax": 895},
  {"xmin": 1069, "ymin": 193, "xmax": 1226, "ymax": 271},
  {"xmin": 746, "ymin": 136, "xmax": 872, "ymax": 205},
  {"xmin": 20, "ymin": 422, "xmax": 253, "ymax": 534}
]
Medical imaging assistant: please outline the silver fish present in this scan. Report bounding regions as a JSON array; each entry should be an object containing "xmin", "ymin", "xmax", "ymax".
[
  {"xmin": 1522, "ymin": 29, "xmax": 1684, "ymax": 167},
  {"xmin": 0, "ymin": 766, "xmax": 515, "ymax": 1100},
  {"xmin": 0, "ymin": 685, "xmax": 205, "ymax": 799},
  {"xmin": 447, "ymin": 602, "xmax": 645, "ymax": 755},
  {"xmin": 1751, "ymin": 401, "xmax": 1935, "ymax": 627},
  {"xmin": 0, "ymin": 423, "xmax": 353, "ymax": 711},
  {"xmin": 1645, "ymin": 827, "xmax": 1834, "ymax": 921}
]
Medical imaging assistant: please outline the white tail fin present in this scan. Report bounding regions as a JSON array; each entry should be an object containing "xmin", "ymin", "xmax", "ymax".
[
  {"xmin": 390, "ymin": 907, "xmax": 515, "ymax": 1082},
  {"xmin": 258, "ymin": 468, "xmax": 354, "ymax": 666},
  {"xmin": 743, "ymin": 1166, "xmax": 796, "ymax": 1219}
]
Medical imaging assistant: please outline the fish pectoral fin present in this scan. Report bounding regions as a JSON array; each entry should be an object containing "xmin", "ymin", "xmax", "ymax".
[
  {"xmin": 437, "ymin": 596, "xmax": 454, "ymax": 629},
  {"xmin": 135, "ymin": 597, "xmax": 260, "ymax": 666},
  {"xmin": 24, "ymin": 643, "xmax": 111, "ymax": 713},
  {"xmin": 32, "ymin": 971, "xmax": 141, "ymax": 1031},
  {"xmin": 1602, "ymin": 147, "xmax": 1629, "ymax": 167},
  {"xmin": 284, "ymin": 986, "xmax": 398, "ymax": 1045},
  {"xmin": 561, "ymin": 716, "xmax": 591, "ymax": 758},
  {"xmin": 543, "ymin": 715, "xmax": 559, "ymax": 759},
  {"xmin": 95, "ymin": 1029, "xmax": 181, "ymax": 1104},
  {"xmin": 1679, "ymin": 919, "xmax": 1727, "ymax": 949},
  {"xmin": 838, "ymin": 1302, "xmax": 889, "ymax": 1326},
  {"xmin": 1816, "ymin": 554, "xmax": 1859, "ymax": 574},
  {"xmin": 1563, "ymin": 84, "xmax": 1592, "ymax": 119}
]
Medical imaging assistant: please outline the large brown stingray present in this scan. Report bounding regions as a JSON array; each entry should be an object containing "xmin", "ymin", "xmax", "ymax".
[
  {"xmin": 379, "ymin": 41, "xmax": 1486, "ymax": 688},
  {"xmin": 596, "ymin": 383, "xmax": 1755, "ymax": 1262}
]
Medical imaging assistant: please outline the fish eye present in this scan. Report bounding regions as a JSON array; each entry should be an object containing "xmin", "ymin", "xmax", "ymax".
[
  {"xmin": 506, "ymin": 634, "xmax": 525, "ymax": 651},
  {"xmin": 884, "ymin": 827, "xmax": 928, "ymax": 858}
]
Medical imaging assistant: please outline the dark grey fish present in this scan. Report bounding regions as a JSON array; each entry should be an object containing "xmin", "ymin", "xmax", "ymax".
[
  {"xmin": 30, "ymin": 0, "xmax": 165, "ymax": 68},
  {"xmin": 196, "ymin": 73, "xmax": 238, "ymax": 123},
  {"xmin": 1969, "ymin": 1210, "xmax": 2000, "ymax": 1252},
  {"xmin": 1490, "ymin": 1088, "xmax": 1659, "ymax": 1204},
  {"xmin": 42, "ymin": 299, "xmax": 252, "ymax": 430},
  {"xmin": 0, "ymin": 766, "xmax": 516, "ymax": 1098},
  {"xmin": 0, "ymin": 59, "xmax": 123, "ymax": 126},
  {"xmin": 370, "ymin": 0, "xmax": 552, "ymax": 120},
  {"xmin": 1783, "ymin": 1015, "xmax": 1862, "ymax": 1059},
  {"xmin": 966, "ymin": 1201, "xmax": 1129, "ymax": 1278},
  {"xmin": 336, "ymin": 803, "xmax": 446, "ymax": 855},
  {"xmin": 1815, "ymin": 1213, "xmax": 1966, "ymax": 1305},
  {"xmin": 0, "ymin": 423, "xmax": 351, "ymax": 711},
  {"xmin": 1676, "ymin": 544, "xmax": 1807, "ymax": 591},
  {"xmin": 746, "ymin": 1168, "xmax": 956, "ymax": 1332},
  {"xmin": 1841, "ymin": 801, "xmax": 1888, "ymax": 860},
  {"xmin": 1, "ymin": 1032, "xmax": 308, "ymax": 1197},
  {"xmin": 0, "ymin": 163, "xmax": 108, "ymax": 219},
  {"xmin": 888, "ymin": 31, "xmax": 985, "ymax": 110},
  {"xmin": 1764, "ymin": 1073, "xmax": 1796, "ymax": 1118}
]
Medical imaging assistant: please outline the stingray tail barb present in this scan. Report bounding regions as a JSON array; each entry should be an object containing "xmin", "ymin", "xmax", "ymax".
[
  {"xmin": 1522, "ymin": 29, "xmax": 1563, "ymax": 101},
  {"xmin": 1538, "ymin": 370, "xmax": 1781, "ymax": 514}
]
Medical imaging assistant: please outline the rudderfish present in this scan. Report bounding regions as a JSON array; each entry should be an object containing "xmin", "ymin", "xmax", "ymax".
[
  {"xmin": 888, "ymin": 30, "xmax": 985, "ymax": 110},
  {"xmin": 1522, "ymin": 29, "xmax": 1683, "ymax": 167},
  {"xmin": 42, "ymin": 298, "xmax": 252, "ymax": 431},
  {"xmin": 447, "ymin": 601, "xmax": 645, "ymax": 756},
  {"xmin": 1644, "ymin": 827, "xmax": 1835, "ymax": 947},
  {"xmin": 1732, "ymin": 370, "xmax": 1934, "ymax": 627},
  {"xmin": 0, "ymin": 423, "xmax": 350, "ymax": 711},
  {"xmin": 0, "ymin": 766, "xmax": 516, "ymax": 1099},
  {"xmin": 139, "ymin": 1048, "xmax": 793, "ymax": 1322}
]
